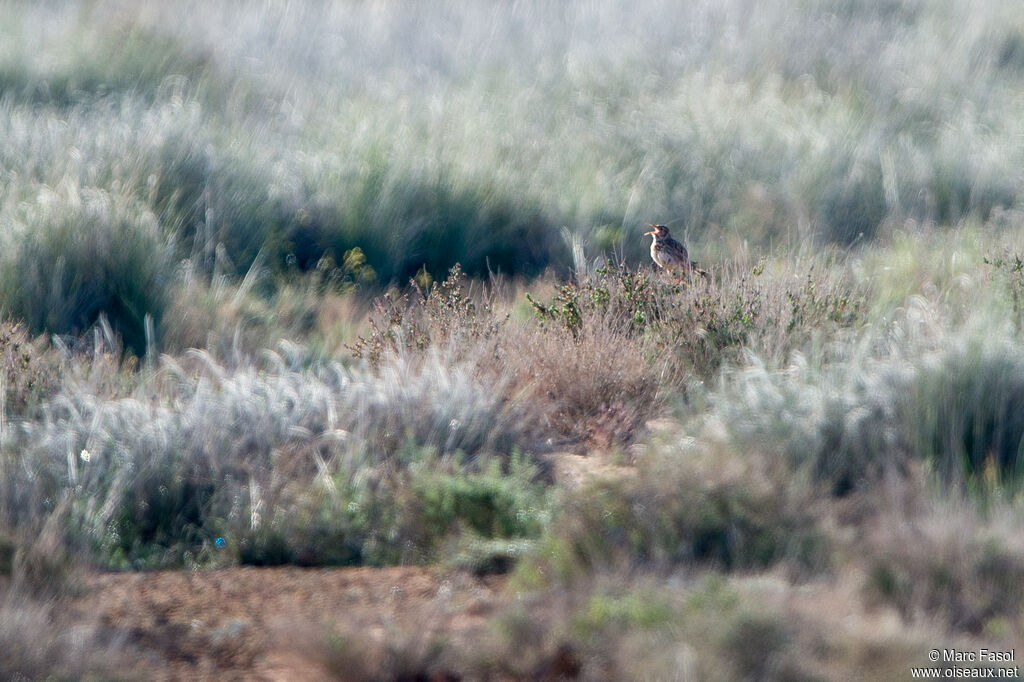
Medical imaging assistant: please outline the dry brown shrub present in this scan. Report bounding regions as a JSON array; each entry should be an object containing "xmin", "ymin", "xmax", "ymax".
[
  {"xmin": 499, "ymin": 317, "xmax": 664, "ymax": 448},
  {"xmin": 0, "ymin": 320, "xmax": 62, "ymax": 417}
]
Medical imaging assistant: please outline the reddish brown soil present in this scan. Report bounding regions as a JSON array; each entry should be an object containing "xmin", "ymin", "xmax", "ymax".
[{"xmin": 70, "ymin": 566, "xmax": 505, "ymax": 680}]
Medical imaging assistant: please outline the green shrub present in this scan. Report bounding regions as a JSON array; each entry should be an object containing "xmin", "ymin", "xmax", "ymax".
[
  {"xmin": 906, "ymin": 341, "xmax": 1024, "ymax": 488},
  {"xmin": 233, "ymin": 449, "xmax": 549, "ymax": 569},
  {"xmin": 295, "ymin": 163, "xmax": 564, "ymax": 285},
  {"xmin": 0, "ymin": 532, "xmax": 13, "ymax": 576},
  {"xmin": 4, "ymin": 0, "xmax": 1024, "ymax": 285},
  {"xmin": 573, "ymin": 589, "xmax": 675, "ymax": 637},
  {"xmin": 103, "ymin": 472, "xmax": 217, "ymax": 570},
  {"xmin": 409, "ymin": 454, "xmax": 547, "ymax": 541},
  {"xmin": 147, "ymin": 125, "xmax": 564, "ymax": 289},
  {"xmin": 984, "ymin": 252, "xmax": 1024, "ymax": 331},
  {"xmin": 0, "ymin": 189, "xmax": 176, "ymax": 356}
]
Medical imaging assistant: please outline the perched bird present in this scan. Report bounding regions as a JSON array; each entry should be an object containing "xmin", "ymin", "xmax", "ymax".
[{"xmin": 644, "ymin": 223, "xmax": 709, "ymax": 281}]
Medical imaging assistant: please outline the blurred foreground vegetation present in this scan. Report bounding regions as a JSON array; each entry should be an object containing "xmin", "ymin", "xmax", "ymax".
[{"xmin": 2, "ymin": 0, "xmax": 1024, "ymax": 679}]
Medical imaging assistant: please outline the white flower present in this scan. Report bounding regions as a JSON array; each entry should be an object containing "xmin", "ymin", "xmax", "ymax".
[{"xmin": 79, "ymin": 449, "xmax": 91, "ymax": 463}]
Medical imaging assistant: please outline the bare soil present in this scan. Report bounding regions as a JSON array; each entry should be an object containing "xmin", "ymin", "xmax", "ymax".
[{"xmin": 70, "ymin": 566, "xmax": 505, "ymax": 680}]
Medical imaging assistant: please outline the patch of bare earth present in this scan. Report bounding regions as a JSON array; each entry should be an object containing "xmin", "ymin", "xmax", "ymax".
[
  {"xmin": 71, "ymin": 566, "xmax": 503, "ymax": 680},
  {"xmin": 543, "ymin": 451, "xmax": 636, "ymax": 490},
  {"xmin": 539, "ymin": 417, "xmax": 676, "ymax": 489}
]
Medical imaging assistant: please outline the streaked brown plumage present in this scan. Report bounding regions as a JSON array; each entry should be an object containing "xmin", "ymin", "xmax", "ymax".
[{"xmin": 644, "ymin": 223, "xmax": 709, "ymax": 281}]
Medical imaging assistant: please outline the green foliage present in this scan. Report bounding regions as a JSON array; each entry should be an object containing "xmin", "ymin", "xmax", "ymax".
[
  {"xmin": 238, "ymin": 527, "xmax": 296, "ymax": 567},
  {"xmin": 984, "ymin": 252, "xmax": 1024, "ymax": 331},
  {"xmin": 3, "ymin": 0, "xmax": 1023, "ymax": 299},
  {"xmin": 0, "ymin": 341, "xmax": 549, "ymax": 570},
  {"xmin": 785, "ymin": 271, "xmax": 863, "ymax": 332},
  {"xmin": 303, "ymin": 247, "xmax": 377, "ymax": 296},
  {"xmin": 234, "ymin": 449, "xmax": 549, "ymax": 569},
  {"xmin": 102, "ymin": 473, "xmax": 216, "ymax": 570},
  {"xmin": 143, "ymin": 123, "xmax": 564, "ymax": 287},
  {"xmin": 0, "ymin": 190, "xmax": 175, "ymax": 356},
  {"xmin": 410, "ymin": 454, "xmax": 547, "ymax": 541},
  {"xmin": 3, "ymin": 4, "xmax": 1024, "ymax": 676},
  {"xmin": 238, "ymin": 477, "xmax": 378, "ymax": 568},
  {"xmin": 527, "ymin": 260, "xmax": 661, "ymax": 338},
  {"xmin": 906, "ymin": 342, "xmax": 1024, "ymax": 488},
  {"xmin": 0, "ymin": 532, "xmax": 13, "ymax": 576},
  {"xmin": 293, "ymin": 165, "xmax": 563, "ymax": 285},
  {"xmin": 573, "ymin": 589, "xmax": 675, "ymax": 637}
]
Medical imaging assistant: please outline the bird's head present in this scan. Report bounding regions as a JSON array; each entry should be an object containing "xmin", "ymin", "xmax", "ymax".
[{"xmin": 644, "ymin": 223, "xmax": 670, "ymax": 238}]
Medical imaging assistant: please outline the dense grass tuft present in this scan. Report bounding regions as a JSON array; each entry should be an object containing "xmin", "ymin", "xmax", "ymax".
[
  {"xmin": 0, "ymin": 189, "xmax": 175, "ymax": 356},
  {"xmin": 908, "ymin": 341, "xmax": 1024, "ymax": 486}
]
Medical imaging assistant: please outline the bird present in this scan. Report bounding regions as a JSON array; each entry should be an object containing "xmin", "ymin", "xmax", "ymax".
[{"xmin": 644, "ymin": 223, "xmax": 709, "ymax": 281}]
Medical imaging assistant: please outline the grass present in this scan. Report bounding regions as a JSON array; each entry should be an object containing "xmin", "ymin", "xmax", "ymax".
[
  {"xmin": 0, "ymin": 188, "xmax": 175, "ymax": 356},
  {"xmin": 864, "ymin": 503, "xmax": 1024, "ymax": 635},
  {"xmin": 3, "ymin": 225, "xmax": 1024, "ymax": 676},
  {"xmin": 520, "ymin": 437, "xmax": 828, "ymax": 583},
  {"xmin": 1, "ymin": 0, "xmax": 1024, "ymax": 677},
  {"xmin": 0, "ymin": 596, "xmax": 136, "ymax": 681},
  {"xmin": 0, "ymin": 340, "xmax": 552, "ymax": 570},
  {"xmin": 2, "ymin": 0, "xmax": 1023, "ymax": 290}
]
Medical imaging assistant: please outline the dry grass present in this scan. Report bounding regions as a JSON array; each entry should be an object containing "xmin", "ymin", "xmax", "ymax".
[
  {"xmin": 0, "ymin": 595, "xmax": 134, "ymax": 681},
  {"xmin": 0, "ymin": 320, "xmax": 62, "ymax": 418},
  {"xmin": 500, "ymin": 318, "xmax": 663, "ymax": 448},
  {"xmin": 864, "ymin": 502, "xmax": 1024, "ymax": 635}
]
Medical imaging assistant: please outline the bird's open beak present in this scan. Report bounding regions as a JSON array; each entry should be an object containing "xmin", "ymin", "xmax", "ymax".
[{"xmin": 644, "ymin": 229, "xmax": 656, "ymax": 236}]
